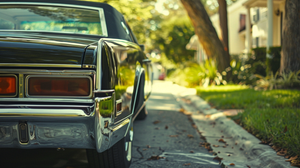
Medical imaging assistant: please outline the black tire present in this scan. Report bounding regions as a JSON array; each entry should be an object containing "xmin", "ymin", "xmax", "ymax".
[
  {"xmin": 135, "ymin": 105, "xmax": 147, "ymax": 120},
  {"xmin": 86, "ymin": 129, "xmax": 132, "ymax": 168}
]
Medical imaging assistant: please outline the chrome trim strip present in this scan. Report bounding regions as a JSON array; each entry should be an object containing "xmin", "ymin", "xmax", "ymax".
[
  {"xmin": 82, "ymin": 64, "xmax": 96, "ymax": 69},
  {"xmin": 24, "ymin": 75, "xmax": 93, "ymax": 98},
  {"xmin": 0, "ymin": 63, "xmax": 82, "ymax": 68},
  {"xmin": 0, "ymin": 109, "xmax": 89, "ymax": 117},
  {"xmin": 19, "ymin": 74, "xmax": 24, "ymax": 98},
  {"xmin": 0, "ymin": 69, "xmax": 95, "ymax": 75},
  {"xmin": 99, "ymin": 8, "xmax": 108, "ymax": 37},
  {"xmin": 0, "ymin": 104, "xmax": 92, "ymax": 108},
  {"xmin": 0, "ymin": 2, "xmax": 108, "ymax": 37},
  {"xmin": 113, "ymin": 114, "xmax": 133, "ymax": 125},
  {"xmin": 0, "ymin": 74, "xmax": 18, "ymax": 97},
  {"xmin": 94, "ymin": 89, "xmax": 115, "ymax": 93},
  {"xmin": 96, "ymin": 39, "xmax": 104, "ymax": 90},
  {"xmin": 0, "ymin": 98, "xmax": 94, "ymax": 103},
  {"xmin": 111, "ymin": 118, "xmax": 130, "ymax": 132}
]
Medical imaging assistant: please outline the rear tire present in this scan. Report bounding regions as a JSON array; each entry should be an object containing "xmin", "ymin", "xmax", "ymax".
[
  {"xmin": 136, "ymin": 105, "xmax": 147, "ymax": 120},
  {"xmin": 86, "ymin": 129, "xmax": 132, "ymax": 168}
]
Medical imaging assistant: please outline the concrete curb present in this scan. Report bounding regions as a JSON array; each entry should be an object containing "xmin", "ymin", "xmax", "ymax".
[{"xmin": 172, "ymin": 84, "xmax": 292, "ymax": 168}]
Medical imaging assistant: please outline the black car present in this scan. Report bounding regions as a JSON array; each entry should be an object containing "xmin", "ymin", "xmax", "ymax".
[{"xmin": 0, "ymin": 1, "xmax": 152, "ymax": 167}]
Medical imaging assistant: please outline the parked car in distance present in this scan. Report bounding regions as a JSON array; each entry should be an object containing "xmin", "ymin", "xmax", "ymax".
[{"xmin": 0, "ymin": 1, "xmax": 152, "ymax": 167}]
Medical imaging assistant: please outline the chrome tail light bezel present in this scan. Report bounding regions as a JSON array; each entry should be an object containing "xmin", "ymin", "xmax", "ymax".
[
  {"xmin": 0, "ymin": 74, "xmax": 18, "ymax": 97},
  {"xmin": 25, "ymin": 75, "xmax": 93, "ymax": 98}
]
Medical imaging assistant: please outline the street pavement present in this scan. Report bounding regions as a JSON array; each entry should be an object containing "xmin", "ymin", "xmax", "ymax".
[{"xmin": 130, "ymin": 81, "xmax": 220, "ymax": 168}]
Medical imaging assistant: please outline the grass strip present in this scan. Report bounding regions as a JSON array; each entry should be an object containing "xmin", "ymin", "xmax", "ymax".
[
  {"xmin": 196, "ymin": 85, "xmax": 300, "ymax": 109},
  {"xmin": 232, "ymin": 108, "xmax": 300, "ymax": 156},
  {"xmin": 196, "ymin": 85, "xmax": 300, "ymax": 156}
]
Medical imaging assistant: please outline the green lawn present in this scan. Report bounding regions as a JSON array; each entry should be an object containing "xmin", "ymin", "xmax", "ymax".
[
  {"xmin": 196, "ymin": 85, "xmax": 300, "ymax": 156},
  {"xmin": 196, "ymin": 85, "xmax": 300, "ymax": 109}
]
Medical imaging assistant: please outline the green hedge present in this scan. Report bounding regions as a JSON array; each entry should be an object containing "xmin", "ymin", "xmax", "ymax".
[
  {"xmin": 247, "ymin": 47, "xmax": 281, "ymax": 76},
  {"xmin": 266, "ymin": 47, "xmax": 281, "ymax": 75}
]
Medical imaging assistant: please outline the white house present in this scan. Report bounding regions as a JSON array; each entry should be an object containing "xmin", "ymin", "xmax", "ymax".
[{"xmin": 186, "ymin": 0, "xmax": 286, "ymax": 63}]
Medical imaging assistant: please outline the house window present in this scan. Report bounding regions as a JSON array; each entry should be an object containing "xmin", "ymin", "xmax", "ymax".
[{"xmin": 239, "ymin": 14, "xmax": 246, "ymax": 32}]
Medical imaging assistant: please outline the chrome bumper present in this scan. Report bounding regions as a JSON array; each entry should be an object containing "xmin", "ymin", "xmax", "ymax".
[{"xmin": 0, "ymin": 96, "xmax": 132, "ymax": 152}]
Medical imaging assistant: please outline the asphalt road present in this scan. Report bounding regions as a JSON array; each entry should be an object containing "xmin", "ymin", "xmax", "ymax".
[
  {"xmin": 131, "ymin": 82, "xmax": 220, "ymax": 168},
  {"xmin": 0, "ymin": 81, "xmax": 220, "ymax": 168}
]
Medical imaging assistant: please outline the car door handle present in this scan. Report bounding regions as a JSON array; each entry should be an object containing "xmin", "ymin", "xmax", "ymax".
[{"xmin": 142, "ymin": 59, "xmax": 151, "ymax": 63}]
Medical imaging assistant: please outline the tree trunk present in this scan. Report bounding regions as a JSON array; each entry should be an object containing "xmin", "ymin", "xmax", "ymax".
[
  {"xmin": 281, "ymin": 0, "xmax": 300, "ymax": 73},
  {"xmin": 218, "ymin": 0, "xmax": 229, "ymax": 56},
  {"xmin": 180, "ymin": 0, "xmax": 230, "ymax": 74},
  {"xmin": 218, "ymin": 0, "xmax": 231, "ymax": 80}
]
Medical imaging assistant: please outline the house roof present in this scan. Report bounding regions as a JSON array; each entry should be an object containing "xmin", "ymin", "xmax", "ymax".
[{"xmin": 243, "ymin": 0, "xmax": 285, "ymax": 8}]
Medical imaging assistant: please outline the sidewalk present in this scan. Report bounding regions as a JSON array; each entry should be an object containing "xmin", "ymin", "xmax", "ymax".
[{"xmin": 157, "ymin": 81, "xmax": 293, "ymax": 168}]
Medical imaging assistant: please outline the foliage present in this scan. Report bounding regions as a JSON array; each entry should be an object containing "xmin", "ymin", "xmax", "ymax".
[
  {"xmin": 255, "ymin": 70, "xmax": 300, "ymax": 90},
  {"xmin": 196, "ymin": 85, "xmax": 300, "ymax": 109},
  {"xmin": 250, "ymin": 47, "xmax": 282, "ymax": 76},
  {"xmin": 150, "ymin": 16, "xmax": 195, "ymax": 64},
  {"xmin": 168, "ymin": 60, "xmax": 226, "ymax": 87},
  {"xmin": 266, "ymin": 47, "xmax": 281, "ymax": 76}
]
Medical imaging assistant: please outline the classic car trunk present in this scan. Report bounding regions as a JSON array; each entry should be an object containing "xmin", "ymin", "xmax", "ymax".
[{"xmin": 0, "ymin": 31, "xmax": 98, "ymax": 65}]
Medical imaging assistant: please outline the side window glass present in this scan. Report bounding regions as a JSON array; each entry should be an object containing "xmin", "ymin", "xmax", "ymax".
[
  {"xmin": 125, "ymin": 21, "xmax": 139, "ymax": 44},
  {"xmin": 121, "ymin": 21, "xmax": 129, "ymax": 35}
]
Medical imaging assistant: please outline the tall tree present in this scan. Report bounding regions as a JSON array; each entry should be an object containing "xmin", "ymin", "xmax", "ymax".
[
  {"xmin": 180, "ymin": 0, "xmax": 230, "ymax": 74},
  {"xmin": 218, "ymin": 0, "xmax": 229, "ymax": 54},
  {"xmin": 281, "ymin": 0, "xmax": 300, "ymax": 73}
]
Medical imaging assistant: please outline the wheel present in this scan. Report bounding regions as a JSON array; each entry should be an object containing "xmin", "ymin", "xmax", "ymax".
[
  {"xmin": 86, "ymin": 128, "xmax": 133, "ymax": 168},
  {"xmin": 135, "ymin": 105, "xmax": 148, "ymax": 120}
]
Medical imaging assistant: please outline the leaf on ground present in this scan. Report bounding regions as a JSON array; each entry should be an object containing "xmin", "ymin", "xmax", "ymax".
[
  {"xmin": 229, "ymin": 163, "xmax": 235, "ymax": 166},
  {"xmin": 183, "ymin": 163, "xmax": 191, "ymax": 166},
  {"xmin": 146, "ymin": 145, "xmax": 151, "ymax": 148},
  {"xmin": 179, "ymin": 108, "xmax": 185, "ymax": 112},
  {"xmin": 272, "ymin": 145, "xmax": 281, "ymax": 151},
  {"xmin": 218, "ymin": 138, "xmax": 226, "ymax": 143},
  {"xmin": 291, "ymin": 160, "xmax": 300, "ymax": 167},
  {"xmin": 239, "ymin": 148, "xmax": 244, "ymax": 151},
  {"xmin": 190, "ymin": 150, "xmax": 194, "ymax": 153},
  {"xmin": 187, "ymin": 134, "xmax": 194, "ymax": 138},
  {"xmin": 153, "ymin": 120, "xmax": 160, "ymax": 124},
  {"xmin": 223, "ymin": 146, "xmax": 227, "ymax": 148},
  {"xmin": 213, "ymin": 145, "xmax": 219, "ymax": 147},
  {"xmin": 283, "ymin": 126, "xmax": 288, "ymax": 133},
  {"xmin": 277, "ymin": 149, "xmax": 287, "ymax": 156},
  {"xmin": 165, "ymin": 125, "xmax": 168, "ymax": 129},
  {"xmin": 147, "ymin": 155, "xmax": 165, "ymax": 161},
  {"xmin": 213, "ymin": 156, "xmax": 223, "ymax": 164},
  {"xmin": 192, "ymin": 124, "xmax": 197, "ymax": 129},
  {"xmin": 205, "ymin": 115, "xmax": 211, "ymax": 118},
  {"xmin": 169, "ymin": 135, "xmax": 178, "ymax": 137},
  {"xmin": 286, "ymin": 155, "xmax": 298, "ymax": 162},
  {"xmin": 246, "ymin": 165, "xmax": 251, "ymax": 168}
]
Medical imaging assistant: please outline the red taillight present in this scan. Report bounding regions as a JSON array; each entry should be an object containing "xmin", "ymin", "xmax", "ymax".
[
  {"xmin": 0, "ymin": 76, "xmax": 16, "ymax": 95},
  {"xmin": 28, "ymin": 77, "xmax": 91, "ymax": 97}
]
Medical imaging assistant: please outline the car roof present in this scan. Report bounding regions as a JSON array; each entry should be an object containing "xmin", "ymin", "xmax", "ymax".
[{"xmin": 0, "ymin": 0, "xmax": 132, "ymax": 41}]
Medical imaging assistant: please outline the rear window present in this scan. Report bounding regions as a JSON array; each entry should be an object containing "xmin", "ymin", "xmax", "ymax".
[{"xmin": 0, "ymin": 4, "xmax": 107, "ymax": 36}]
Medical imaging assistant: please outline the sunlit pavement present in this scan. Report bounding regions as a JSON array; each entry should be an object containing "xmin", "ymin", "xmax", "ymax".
[{"xmin": 130, "ymin": 80, "xmax": 220, "ymax": 168}]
